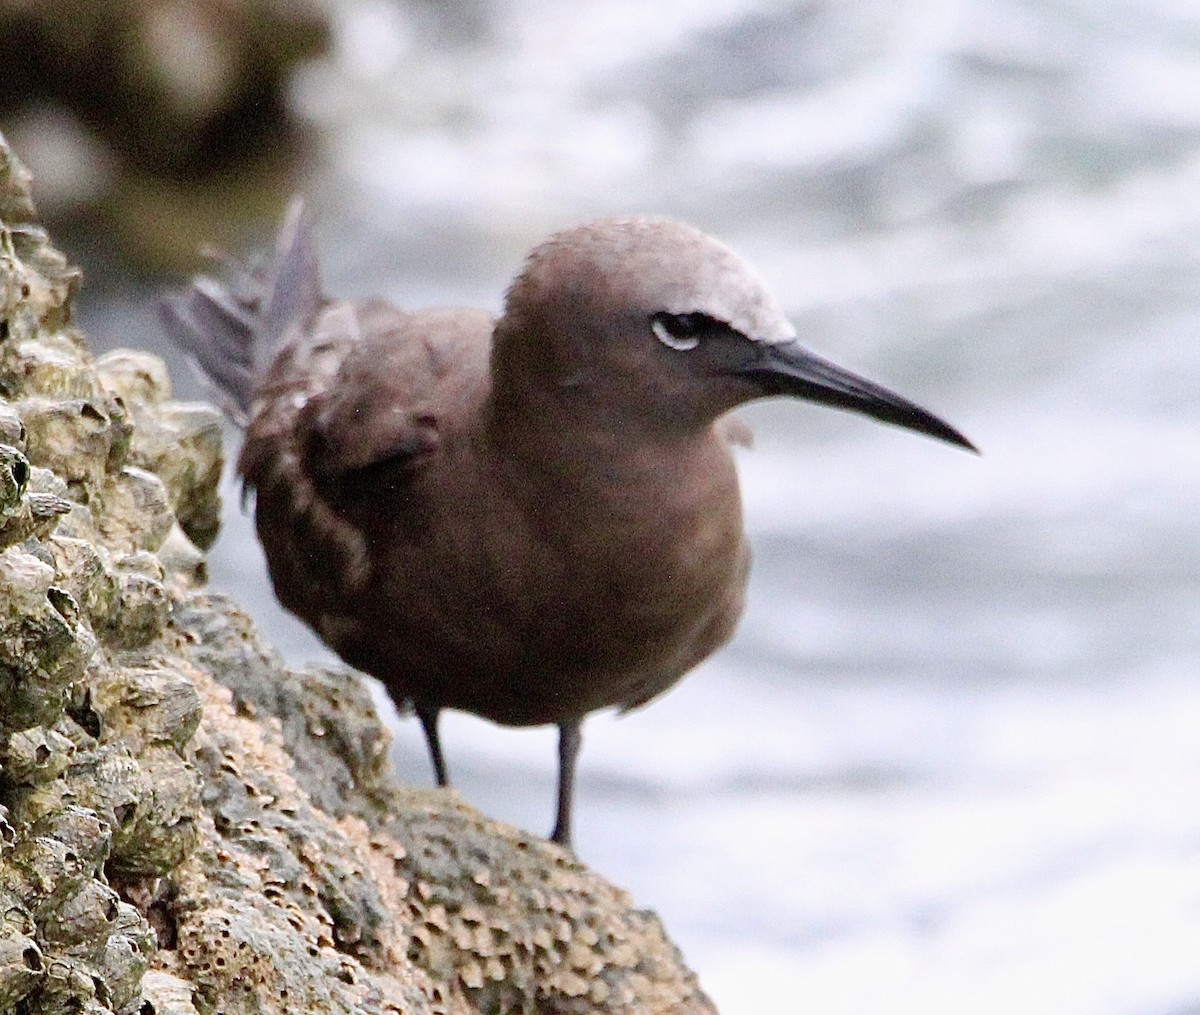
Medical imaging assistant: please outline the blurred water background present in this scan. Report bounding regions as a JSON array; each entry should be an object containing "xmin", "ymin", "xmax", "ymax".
[{"xmin": 35, "ymin": 0, "xmax": 1200, "ymax": 1012}]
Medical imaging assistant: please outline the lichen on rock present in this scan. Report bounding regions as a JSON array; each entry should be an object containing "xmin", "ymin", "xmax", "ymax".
[{"xmin": 0, "ymin": 131, "xmax": 717, "ymax": 1015}]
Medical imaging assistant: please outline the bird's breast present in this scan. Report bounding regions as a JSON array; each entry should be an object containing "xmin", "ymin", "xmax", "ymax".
[{"xmin": 465, "ymin": 429, "xmax": 750, "ymax": 717}]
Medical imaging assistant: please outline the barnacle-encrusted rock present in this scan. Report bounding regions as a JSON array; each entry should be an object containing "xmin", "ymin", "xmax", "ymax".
[
  {"xmin": 0, "ymin": 132, "xmax": 717, "ymax": 1015},
  {"xmin": 139, "ymin": 970, "xmax": 200, "ymax": 1015},
  {"xmin": 96, "ymin": 351, "xmax": 224, "ymax": 550},
  {"xmin": 0, "ymin": 440, "xmax": 28, "ymax": 510},
  {"xmin": 2, "ymin": 724, "xmax": 75, "ymax": 785},
  {"xmin": 0, "ymin": 546, "xmax": 97, "ymax": 734},
  {"xmin": 0, "ymin": 451, "xmax": 74, "ymax": 548},
  {"xmin": 94, "ymin": 550, "xmax": 171, "ymax": 649},
  {"xmin": 0, "ymin": 887, "xmax": 43, "ymax": 1010},
  {"xmin": 18, "ymin": 397, "xmax": 119, "ymax": 498}
]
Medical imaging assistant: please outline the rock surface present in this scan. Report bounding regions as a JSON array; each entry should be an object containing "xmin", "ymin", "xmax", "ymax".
[
  {"xmin": 0, "ymin": 132, "xmax": 716, "ymax": 1014},
  {"xmin": 0, "ymin": 0, "xmax": 331, "ymax": 269}
]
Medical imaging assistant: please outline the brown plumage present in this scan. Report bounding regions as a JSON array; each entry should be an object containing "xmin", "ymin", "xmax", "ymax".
[{"xmin": 162, "ymin": 202, "xmax": 975, "ymax": 846}]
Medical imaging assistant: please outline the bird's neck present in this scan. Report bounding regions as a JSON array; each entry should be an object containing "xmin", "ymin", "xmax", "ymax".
[
  {"xmin": 485, "ymin": 380, "xmax": 702, "ymax": 478},
  {"xmin": 481, "ymin": 387, "xmax": 740, "ymax": 561}
]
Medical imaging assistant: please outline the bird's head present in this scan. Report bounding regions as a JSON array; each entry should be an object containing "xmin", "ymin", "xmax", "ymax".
[{"xmin": 494, "ymin": 217, "xmax": 976, "ymax": 451}]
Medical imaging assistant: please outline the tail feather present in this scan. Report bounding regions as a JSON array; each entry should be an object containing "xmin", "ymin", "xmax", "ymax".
[
  {"xmin": 260, "ymin": 198, "xmax": 322, "ymax": 370},
  {"xmin": 162, "ymin": 277, "xmax": 258, "ymax": 422},
  {"xmin": 159, "ymin": 197, "xmax": 322, "ymax": 425}
]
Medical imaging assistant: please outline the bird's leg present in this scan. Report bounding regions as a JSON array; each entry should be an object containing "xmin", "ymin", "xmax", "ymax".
[
  {"xmin": 550, "ymin": 718, "xmax": 583, "ymax": 847},
  {"xmin": 415, "ymin": 702, "xmax": 449, "ymax": 786}
]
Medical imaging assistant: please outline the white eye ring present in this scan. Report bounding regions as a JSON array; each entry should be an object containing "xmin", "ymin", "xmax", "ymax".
[{"xmin": 652, "ymin": 318, "xmax": 700, "ymax": 351}]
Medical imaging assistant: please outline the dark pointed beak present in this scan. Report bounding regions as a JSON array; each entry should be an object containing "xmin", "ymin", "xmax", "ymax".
[{"xmin": 737, "ymin": 341, "xmax": 978, "ymax": 452}]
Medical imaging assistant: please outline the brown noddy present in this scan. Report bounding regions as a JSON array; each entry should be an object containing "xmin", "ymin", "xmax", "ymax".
[{"xmin": 161, "ymin": 202, "xmax": 976, "ymax": 847}]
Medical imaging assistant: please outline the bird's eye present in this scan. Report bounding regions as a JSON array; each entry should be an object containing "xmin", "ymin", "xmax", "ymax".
[{"xmin": 651, "ymin": 312, "xmax": 710, "ymax": 352}]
